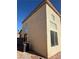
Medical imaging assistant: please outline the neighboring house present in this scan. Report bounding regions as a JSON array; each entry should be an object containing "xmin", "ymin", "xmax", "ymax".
[
  {"xmin": 17, "ymin": 32, "xmax": 20, "ymax": 38},
  {"xmin": 21, "ymin": 0, "xmax": 61, "ymax": 59}
]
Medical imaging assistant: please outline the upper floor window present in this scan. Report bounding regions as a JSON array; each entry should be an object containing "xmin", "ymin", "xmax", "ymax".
[
  {"xmin": 50, "ymin": 14, "xmax": 57, "ymax": 30},
  {"xmin": 50, "ymin": 21, "xmax": 57, "ymax": 30},
  {"xmin": 51, "ymin": 14, "xmax": 55, "ymax": 21}
]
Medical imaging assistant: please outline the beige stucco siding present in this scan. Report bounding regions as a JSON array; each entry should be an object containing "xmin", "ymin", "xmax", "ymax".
[
  {"xmin": 46, "ymin": 4, "xmax": 61, "ymax": 58},
  {"xmin": 22, "ymin": 3, "xmax": 61, "ymax": 58},
  {"xmin": 22, "ymin": 4, "xmax": 47, "ymax": 57}
]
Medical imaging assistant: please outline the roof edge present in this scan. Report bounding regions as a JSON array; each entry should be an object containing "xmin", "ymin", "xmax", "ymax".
[
  {"xmin": 22, "ymin": 0, "xmax": 61, "ymax": 24},
  {"xmin": 22, "ymin": 0, "xmax": 45, "ymax": 23},
  {"xmin": 46, "ymin": 0, "xmax": 61, "ymax": 17}
]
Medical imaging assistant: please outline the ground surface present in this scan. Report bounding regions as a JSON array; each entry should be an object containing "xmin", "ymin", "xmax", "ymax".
[
  {"xmin": 17, "ymin": 51, "xmax": 45, "ymax": 59},
  {"xmin": 17, "ymin": 51, "xmax": 61, "ymax": 59},
  {"xmin": 49, "ymin": 52, "xmax": 61, "ymax": 59}
]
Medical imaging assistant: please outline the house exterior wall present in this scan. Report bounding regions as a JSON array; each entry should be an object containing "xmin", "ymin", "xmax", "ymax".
[
  {"xmin": 46, "ymin": 4, "xmax": 61, "ymax": 58},
  {"xmin": 22, "ymin": 3, "xmax": 61, "ymax": 58},
  {"xmin": 22, "ymin": 4, "xmax": 47, "ymax": 57}
]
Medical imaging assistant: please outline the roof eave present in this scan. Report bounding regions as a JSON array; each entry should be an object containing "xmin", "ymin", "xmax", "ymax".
[{"xmin": 22, "ymin": 0, "xmax": 61, "ymax": 24}]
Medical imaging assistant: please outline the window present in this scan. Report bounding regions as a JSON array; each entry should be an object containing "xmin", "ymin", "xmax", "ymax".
[
  {"xmin": 50, "ymin": 21, "xmax": 57, "ymax": 30},
  {"xmin": 51, "ymin": 14, "xmax": 55, "ymax": 21},
  {"xmin": 50, "ymin": 14, "xmax": 57, "ymax": 30},
  {"xmin": 50, "ymin": 31, "xmax": 58, "ymax": 46}
]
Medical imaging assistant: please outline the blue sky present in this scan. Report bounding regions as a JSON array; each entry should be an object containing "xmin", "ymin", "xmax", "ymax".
[{"xmin": 17, "ymin": 0, "xmax": 61, "ymax": 31}]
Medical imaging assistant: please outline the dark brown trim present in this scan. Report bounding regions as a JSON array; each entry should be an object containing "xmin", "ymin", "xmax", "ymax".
[
  {"xmin": 46, "ymin": 0, "xmax": 61, "ymax": 17},
  {"xmin": 22, "ymin": 0, "xmax": 61, "ymax": 24}
]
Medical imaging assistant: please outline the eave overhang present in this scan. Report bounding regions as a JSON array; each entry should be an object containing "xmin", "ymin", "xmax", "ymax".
[{"xmin": 22, "ymin": 0, "xmax": 61, "ymax": 24}]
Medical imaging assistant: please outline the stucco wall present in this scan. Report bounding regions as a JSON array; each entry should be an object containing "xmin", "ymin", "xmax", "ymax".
[
  {"xmin": 46, "ymin": 4, "xmax": 61, "ymax": 58},
  {"xmin": 22, "ymin": 3, "xmax": 61, "ymax": 58},
  {"xmin": 22, "ymin": 4, "xmax": 47, "ymax": 57}
]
